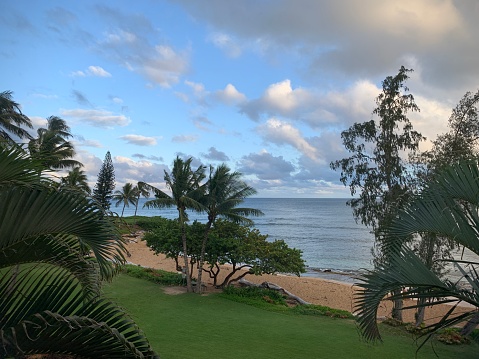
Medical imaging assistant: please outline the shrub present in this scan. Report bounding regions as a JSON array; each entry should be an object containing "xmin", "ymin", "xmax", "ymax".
[
  {"xmin": 437, "ymin": 328, "xmax": 469, "ymax": 345},
  {"xmin": 220, "ymin": 285, "xmax": 354, "ymax": 319},
  {"xmin": 222, "ymin": 286, "xmax": 287, "ymax": 306},
  {"xmin": 122, "ymin": 264, "xmax": 185, "ymax": 286},
  {"xmin": 292, "ymin": 304, "xmax": 354, "ymax": 319}
]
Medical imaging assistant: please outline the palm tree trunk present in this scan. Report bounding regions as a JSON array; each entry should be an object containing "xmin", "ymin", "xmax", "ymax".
[
  {"xmin": 391, "ymin": 289, "xmax": 403, "ymax": 322},
  {"xmin": 196, "ymin": 221, "xmax": 212, "ymax": 294},
  {"xmin": 415, "ymin": 297, "xmax": 426, "ymax": 327},
  {"xmin": 121, "ymin": 203, "xmax": 126, "ymax": 217},
  {"xmin": 181, "ymin": 229, "xmax": 193, "ymax": 292},
  {"xmin": 179, "ymin": 209, "xmax": 193, "ymax": 292},
  {"xmin": 460, "ymin": 312, "xmax": 479, "ymax": 336},
  {"xmin": 134, "ymin": 194, "xmax": 140, "ymax": 216}
]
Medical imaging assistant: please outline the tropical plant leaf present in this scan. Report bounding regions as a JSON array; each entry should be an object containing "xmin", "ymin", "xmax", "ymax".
[
  {"xmin": 0, "ymin": 186, "xmax": 125, "ymax": 280},
  {"xmin": 0, "ymin": 264, "xmax": 158, "ymax": 358}
]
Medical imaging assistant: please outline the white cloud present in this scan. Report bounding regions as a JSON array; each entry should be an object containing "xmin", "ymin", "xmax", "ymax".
[
  {"xmin": 70, "ymin": 70, "xmax": 86, "ymax": 77},
  {"xmin": 29, "ymin": 116, "xmax": 48, "ymax": 128},
  {"xmin": 111, "ymin": 96, "xmax": 123, "ymax": 104},
  {"xmin": 208, "ymin": 32, "xmax": 242, "ymax": 58},
  {"xmin": 70, "ymin": 65, "xmax": 111, "ymax": 77},
  {"xmin": 120, "ymin": 134, "xmax": 157, "ymax": 146},
  {"xmin": 73, "ymin": 138, "xmax": 103, "ymax": 148},
  {"xmin": 87, "ymin": 65, "xmax": 111, "ymax": 77},
  {"xmin": 172, "ymin": 134, "xmax": 199, "ymax": 143},
  {"xmin": 60, "ymin": 109, "xmax": 130, "ymax": 128},
  {"xmin": 213, "ymin": 84, "xmax": 246, "ymax": 105},
  {"xmin": 108, "ymin": 155, "xmax": 170, "ymax": 189},
  {"xmin": 238, "ymin": 150, "xmax": 295, "ymax": 181},
  {"xmin": 240, "ymin": 79, "xmax": 311, "ymax": 121},
  {"xmin": 175, "ymin": 1, "xmax": 479, "ymax": 91},
  {"xmin": 100, "ymin": 27, "xmax": 190, "ymax": 87},
  {"xmin": 257, "ymin": 118, "xmax": 319, "ymax": 162},
  {"xmin": 202, "ymin": 147, "xmax": 229, "ymax": 161}
]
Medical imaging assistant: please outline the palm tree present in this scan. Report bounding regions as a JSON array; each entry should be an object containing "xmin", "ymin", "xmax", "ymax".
[
  {"xmin": 0, "ymin": 145, "xmax": 158, "ymax": 358},
  {"xmin": 113, "ymin": 182, "xmax": 139, "ymax": 217},
  {"xmin": 196, "ymin": 164, "xmax": 263, "ymax": 293},
  {"xmin": 356, "ymin": 160, "xmax": 479, "ymax": 347},
  {"xmin": 60, "ymin": 166, "xmax": 91, "ymax": 195},
  {"xmin": 143, "ymin": 156, "xmax": 206, "ymax": 292},
  {"xmin": 28, "ymin": 115, "xmax": 82, "ymax": 171},
  {"xmin": 134, "ymin": 181, "xmax": 150, "ymax": 216},
  {"xmin": 0, "ymin": 90, "xmax": 33, "ymax": 145}
]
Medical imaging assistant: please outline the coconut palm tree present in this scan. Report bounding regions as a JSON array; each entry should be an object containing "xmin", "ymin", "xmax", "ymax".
[
  {"xmin": 0, "ymin": 90, "xmax": 33, "ymax": 145},
  {"xmin": 60, "ymin": 166, "xmax": 91, "ymax": 195},
  {"xmin": 134, "ymin": 181, "xmax": 150, "ymax": 216},
  {"xmin": 195, "ymin": 164, "xmax": 263, "ymax": 293},
  {"xmin": 356, "ymin": 160, "xmax": 479, "ymax": 347},
  {"xmin": 113, "ymin": 182, "xmax": 139, "ymax": 217},
  {"xmin": 28, "ymin": 115, "xmax": 82, "ymax": 171},
  {"xmin": 143, "ymin": 156, "xmax": 206, "ymax": 292},
  {"xmin": 0, "ymin": 145, "xmax": 159, "ymax": 358}
]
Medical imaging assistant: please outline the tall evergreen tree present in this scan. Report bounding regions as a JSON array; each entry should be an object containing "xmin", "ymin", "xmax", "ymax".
[
  {"xmin": 93, "ymin": 151, "xmax": 115, "ymax": 211},
  {"xmin": 331, "ymin": 67, "xmax": 424, "ymax": 321}
]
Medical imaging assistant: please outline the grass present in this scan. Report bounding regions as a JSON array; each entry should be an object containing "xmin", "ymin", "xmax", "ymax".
[{"xmin": 104, "ymin": 274, "xmax": 478, "ymax": 359}]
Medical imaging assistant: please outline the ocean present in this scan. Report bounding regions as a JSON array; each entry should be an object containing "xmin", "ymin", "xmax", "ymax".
[
  {"xmin": 122, "ymin": 198, "xmax": 374, "ymax": 283},
  {"xmin": 122, "ymin": 197, "xmax": 478, "ymax": 284}
]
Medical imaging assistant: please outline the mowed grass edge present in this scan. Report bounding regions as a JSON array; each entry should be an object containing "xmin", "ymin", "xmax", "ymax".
[{"xmin": 104, "ymin": 274, "xmax": 478, "ymax": 359}]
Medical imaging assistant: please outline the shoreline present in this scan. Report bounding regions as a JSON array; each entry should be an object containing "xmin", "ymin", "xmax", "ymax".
[{"xmin": 123, "ymin": 235, "xmax": 472, "ymax": 325}]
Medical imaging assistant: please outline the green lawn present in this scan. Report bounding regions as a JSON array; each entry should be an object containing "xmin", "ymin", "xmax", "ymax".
[{"xmin": 104, "ymin": 274, "xmax": 478, "ymax": 359}]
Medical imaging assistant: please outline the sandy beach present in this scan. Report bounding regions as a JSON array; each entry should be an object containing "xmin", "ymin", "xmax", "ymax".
[{"xmin": 124, "ymin": 233, "xmax": 472, "ymax": 326}]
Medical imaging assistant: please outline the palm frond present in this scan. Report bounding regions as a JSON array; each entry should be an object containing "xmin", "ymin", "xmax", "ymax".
[
  {"xmin": 0, "ymin": 264, "xmax": 159, "ymax": 358},
  {"xmin": 355, "ymin": 247, "xmax": 478, "ymax": 342},
  {"xmin": 0, "ymin": 186, "xmax": 125, "ymax": 280}
]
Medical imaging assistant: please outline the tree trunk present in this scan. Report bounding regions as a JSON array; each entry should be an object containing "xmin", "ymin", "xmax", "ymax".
[
  {"xmin": 182, "ymin": 230, "xmax": 192, "ymax": 292},
  {"xmin": 460, "ymin": 312, "xmax": 479, "ymax": 336},
  {"xmin": 134, "ymin": 195, "xmax": 139, "ymax": 216},
  {"xmin": 391, "ymin": 289, "xmax": 403, "ymax": 322},
  {"xmin": 121, "ymin": 203, "xmax": 126, "ymax": 217},
  {"xmin": 415, "ymin": 297, "xmax": 426, "ymax": 327},
  {"xmin": 196, "ymin": 221, "xmax": 212, "ymax": 294}
]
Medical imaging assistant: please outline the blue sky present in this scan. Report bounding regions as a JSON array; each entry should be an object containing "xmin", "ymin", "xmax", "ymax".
[{"xmin": 2, "ymin": 0, "xmax": 479, "ymax": 197}]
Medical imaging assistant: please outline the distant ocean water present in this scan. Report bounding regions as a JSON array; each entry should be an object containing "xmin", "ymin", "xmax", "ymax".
[
  {"xmin": 122, "ymin": 198, "xmax": 374, "ymax": 283},
  {"xmin": 122, "ymin": 197, "xmax": 478, "ymax": 284}
]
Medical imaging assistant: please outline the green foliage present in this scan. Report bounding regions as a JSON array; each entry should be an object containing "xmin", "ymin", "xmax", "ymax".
[
  {"xmin": 207, "ymin": 219, "xmax": 305, "ymax": 286},
  {"xmin": 330, "ymin": 66, "xmax": 423, "ymax": 256},
  {"xmin": 437, "ymin": 328, "xmax": 469, "ymax": 345},
  {"xmin": 113, "ymin": 182, "xmax": 139, "ymax": 217},
  {"xmin": 221, "ymin": 285, "xmax": 288, "ymax": 306},
  {"xmin": 60, "ymin": 166, "xmax": 91, "ymax": 195},
  {"xmin": 0, "ymin": 90, "xmax": 33, "ymax": 144},
  {"xmin": 355, "ymin": 160, "xmax": 479, "ymax": 347},
  {"xmin": 331, "ymin": 67, "xmax": 424, "ymax": 322},
  {"xmin": 142, "ymin": 156, "xmax": 206, "ymax": 292},
  {"xmin": 291, "ymin": 304, "xmax": 354, "ymax": 319},
  {"xmin": 141, "ymin": 217, "xmax": 305, "ymax": 287},
  {"xmin": 28, "ymin": 115, "xmax": 82, "ymax": 171},
  {"xmin": 123, "ymin": 264, "xmax": 185, "ymax": 286},
  {"xmin": 93, "ymin": 151, "xmax": 116, "ymax": 211},
  {"xmin": 0, "ymin": 145, "xmax": 158, "ymax": 358},
  {"xmin": 221, "ymin": 286, "xmax": 352, "ymax": 319}
]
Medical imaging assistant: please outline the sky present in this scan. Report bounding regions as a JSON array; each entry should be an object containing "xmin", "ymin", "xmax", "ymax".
[{"xmin": 2, "ymin": 0, "xmax": 479, "ymax": 198}]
